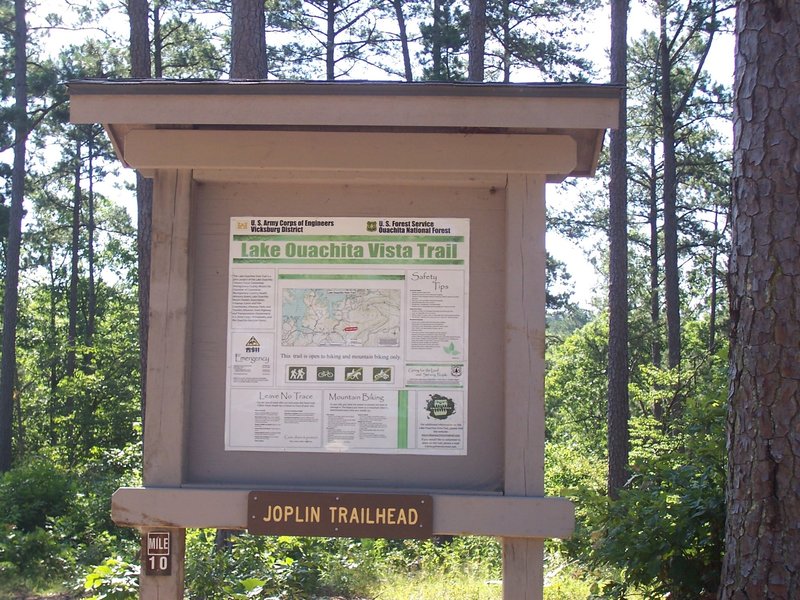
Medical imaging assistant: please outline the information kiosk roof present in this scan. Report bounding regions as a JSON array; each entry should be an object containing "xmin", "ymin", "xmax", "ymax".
[{"xmin": 69, "ymin": 80, "xmax": 621, "ymax": 181}]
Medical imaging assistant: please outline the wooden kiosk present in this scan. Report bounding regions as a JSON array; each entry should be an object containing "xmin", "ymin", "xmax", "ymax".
[{"xmin": 69, "ymin": 80, "xmax": 619, "ymax": 599}]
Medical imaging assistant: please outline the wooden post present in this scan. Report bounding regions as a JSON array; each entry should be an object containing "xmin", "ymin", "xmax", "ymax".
[
  {"xmin": 503, "ymin": 174, "xmax": 546, "ymax": 599},
  {"xmin": 139, "ymin": 169, "xmax": 193, "ymax": 598}
]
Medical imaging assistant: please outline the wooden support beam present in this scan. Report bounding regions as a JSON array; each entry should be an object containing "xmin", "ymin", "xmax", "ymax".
[
  {"xmin": 123, "ymin": 130, "xmax": 577, "ymax": 175},
  {"xmin": 503, "ymin": 174, "xmax": 547, "ymax": 600},
  {"xmin": 143, "ymin": 170, "xmax": 193, "ymax": 485},
  {"xmin": 140, "ymin": 169, "xmax": 193, "ymax": 599},
  {"xmin": 112, "ymin": 487, "xmax": 574, "ymax": 539}
]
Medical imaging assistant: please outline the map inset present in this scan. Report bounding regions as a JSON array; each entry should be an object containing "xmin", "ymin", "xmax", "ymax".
[{"xmin": 282, "ymin": 288, "xmax": 401, "ymax": 348}]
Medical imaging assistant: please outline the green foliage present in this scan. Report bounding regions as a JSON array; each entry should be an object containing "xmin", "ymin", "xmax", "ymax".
[
  {"xmin": 546, "ymin": 316, "xmax": 610, "ymax": 455},
  {"xmin": 543, "ymin": 552, "xmax": 594, "ymax": 599},
  {"xmin": 84, "ymin": 557, "xmax": 139, "ymax": 599},
  {"xmin": 0, "ymin": 447, "xmax": 141, "ymax": 595},
  {"xmin": 185, "ymin": 532, "xmax": 366, "ymax": 598},
  {"xmin": 179, "ymin": 532, "xmax": 502, "ymax": 598},
  {"xmin": 484, "ymin": 0, "xmax": 601, "ymax": 82},
  {"xmin": 419, "ymin": 0, "xmax": 468, "ymax": 81},
  {"xmin": 0, "ymin": 461, "xmax": 75, "ymax": 590},
  {"xmin": 377, "ymin": 572, "xmax": 502, "ymax": 599},
  {"xmin": 0, "ymin": 459, "xmax": 72, "ymax": 531},
  {"xmin": 545, "ymin": 313, "xmax": 728, "ymax": 598},
  {"xmin": 586, "ymin": 401, "xmax": 725, "ymax": 598}
]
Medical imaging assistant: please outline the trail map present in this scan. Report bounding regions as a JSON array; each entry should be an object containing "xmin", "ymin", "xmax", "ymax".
[
  {"xmin": 281, "ymin": 289, "xmax": 401, "ymax": 348},
  {"xmin": 225, "ymin": 217, "xmax": 469, "ymax": 455}
]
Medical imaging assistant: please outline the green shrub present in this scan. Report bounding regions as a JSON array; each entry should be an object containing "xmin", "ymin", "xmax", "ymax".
[
  {"xmin": 84, "ymin": 557, "xmax": 139, "ymax": 599},
  {"xmin": 0, "ymin": 458, "xmax": 74, "ymax": 531},
  {"xmin": 0, "ymin": 524, "xmax": 74, "ymax": 591},
  {"xmin": 585, "ymin": 390, "xmax": 725, "ymax": 599}
]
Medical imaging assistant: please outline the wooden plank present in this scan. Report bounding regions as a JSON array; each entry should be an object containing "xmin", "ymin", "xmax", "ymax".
[
  {"xmin": 502, "ymin": 174, "xmax": 548, "ymax": 600},
  {"xmin": 70, "ymin": 90, "xmax": 619, "ymax": 131},
  {"xmin": 140, "ymin": 169, "xmax": 193, "ymax": 600},
  {"xmin": 503, "ymin": 539, "xmax": 544, "ymax": 599},
  {"xmin": 504, "ymin": 174, "xmax": 546, "ymax": 497},
  {"xmin": 111, "ymin": 487, "xmax": 574, "ymax": 539},
  {"xmin": 143, "ymin": 170, "xmax": 193, "ymax": 486},
  {"xmin": 123, "ymin": 130, "xmax": 577, "ymax": 175},
  {"xmin": 191, "ymin": 168, "xmax": 509, "ymax": 188}
]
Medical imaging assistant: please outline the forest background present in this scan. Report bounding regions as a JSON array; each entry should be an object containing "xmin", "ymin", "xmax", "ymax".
[{"xmin": 0, "ymin": 0, "xmax": 760, "ymax": 597}]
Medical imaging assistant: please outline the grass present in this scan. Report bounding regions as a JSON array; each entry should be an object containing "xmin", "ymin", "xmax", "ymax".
[
  {"xmin": 363, "ymin": 557, "xmax": 594, "ymax": 600},
  {"xmin": 369, "ymin": 571, "xmax": 502, "ymax": 600}
]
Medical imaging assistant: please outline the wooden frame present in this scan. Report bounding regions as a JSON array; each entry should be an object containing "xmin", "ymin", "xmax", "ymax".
[{"xmin": 69, "ymin": 80, "xmax": 619, "ymax": 600}]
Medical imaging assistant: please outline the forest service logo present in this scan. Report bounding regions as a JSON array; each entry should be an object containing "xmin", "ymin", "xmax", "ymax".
[
  {"xmin": 425, "ymin": 394, "xmax": 456, "ymax": 420},
  {"xmin": 366, "ymin": 221, "xmax": 377, "ymax": 232}
]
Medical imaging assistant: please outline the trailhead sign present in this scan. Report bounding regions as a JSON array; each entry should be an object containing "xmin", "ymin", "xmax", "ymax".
[
  {"xmin": 68, "ymin": 79, "xmax": 620, "ymax": 600},
  {"xmin": 226, "ymin": 216, "xmax": 469, "ymax": 455}
]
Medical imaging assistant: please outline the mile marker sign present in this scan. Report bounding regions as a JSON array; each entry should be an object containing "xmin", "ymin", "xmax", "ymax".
[{"xmin": 143, "ymin": 531, "xmax": 171, "ymax": 576}]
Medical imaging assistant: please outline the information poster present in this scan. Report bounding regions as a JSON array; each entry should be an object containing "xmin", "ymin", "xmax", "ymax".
[{"xmin": 225, "ymin": 217, "xmax": 469, "ymax": 455}]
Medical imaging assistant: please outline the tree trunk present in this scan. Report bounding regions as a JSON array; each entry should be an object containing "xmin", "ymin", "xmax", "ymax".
[
  {"xmin": 153, "ymin": 1, "xmax": 163, "ymax": 78},
  {"xmin": 719, "ymin": 1, "xmax": 800, "ymax": 596},
  {"xmin": 230, "ymin": 0, "xmax": 267, "ymax": 79},
  {"xmin": 467, "ymin": 0, "xmax": 486, "ymax": 81},
  {"xmin": 708, "ymin": 207, "xmax": 719, "ymax": 353},
  {"xmin": 432, "ymin": 0, "xmax": 443, "ymax": 79},
  {"xmin": 129, "ymin": 0, "xmax": 150, "ymax": 78},
  {"xmin": 128, "ymin": 0, "xmax": 153, "ymax": 429},
  {"xmin": 649, "ymin": 137, "xmax": 664, "ymax": 424},
  {"xmin": 606, "ymin": 0, "xmax": 629, "ymax": 499},
  {"xmin": 86, "ymin": 133, "xmax": 96, "ymax": 350},
  {"xmin": 392, "ymin": 0, "xmax": 413, "ymax": 81},
  {"xmin": 326, "ymin": 0, "xmax": 336, "ymax": 80},
  {"xmin": 648, "ymin": 139, "xmax": 661, "ymax": 366},
  {"xmin": 501, "ymin": 0, "xmax": 511, "ymax": 83},
  {"xmin": 66, "ymin": 145, "xmax": 82, "ymax": 421},
  {"xmin": 659, "ymin": 1, "xmax": 681, "ymax": 373},
  {"xmin": 0, "ymin": 0, "xmax": 27, "ymax": 472},
  {"xmin": 48, "ymin": 248, "xmax": 58, "ymax": 445}
]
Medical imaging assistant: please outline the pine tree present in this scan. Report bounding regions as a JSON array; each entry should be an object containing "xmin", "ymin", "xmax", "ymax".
[
  {"xmin": 0, "ymin": 0, "xmax": 28, "ymax": 472},
  {"xmin": 719, "ymin": 0, "xmax": 800, "ymax": 594}
]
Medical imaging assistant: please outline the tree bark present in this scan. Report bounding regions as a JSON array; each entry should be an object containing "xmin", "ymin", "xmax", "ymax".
[
  {"xmin": 230, "ymin": 0, "xmax": 267, "ymax": 79},
  {"xmin": 431, "ymin": 0, "xmax": 443, "ymax": 79},
  {"xmin": 606, "ymin": 0, "xmax": 629, "ymax": 499},
  {"xmin": 48, "ymin": 249, "xmax": 58, "ymax": 445},
  {"xmin": 392, "ymin": 0, "xmax": 413, "ymax": 81},
  {"xmin": 467, "ymin": 0, "xmax": 486, "ymax": 81},
  {"xmin": 326, "ymin": 0, "xmax": 336, "ymax": 80},
  {"xmin": 0, "ymin": 0, "xmax": 27, "ymax": 472},
  {"xmin": 649, "ymin": 138, "xmax": 661, "ymax": 369},
  {"xmin": 129, "ymin": 0, "xmax": 151, "ymax": 78},
  {"xmin": 708, "ymin": 207, "xmax": 719, "ymax": 353},
  {"xmin": 501, "ymin": 0, "xmax": 511, "ymax": 83},
  {"xmin": 86, "ymin": 133, "xmax": 96, "ymax": 351},
  {"xmin": 649, "ymin": 136, "xmax": 664, "ymax": 424},
  {"xmin": 128, "ymin": 0, "xmax": 153, "ymax": 429},
  {"xmin": 66, "ymin": 145, "xmax": 82, "ymax": 385},
  {"xmin": 659, "ymin": 1, "xmax": 681, "ymax": 372},
  {"xmin": 719, "ymin": 0, "xmax": 800, "ymax": 596},
  {"xmin": 153, "ymin": 2, "xmax": 163, "ymax": 78}
]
